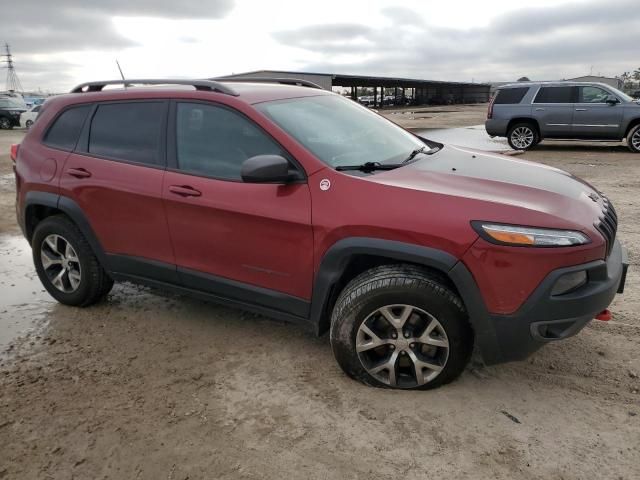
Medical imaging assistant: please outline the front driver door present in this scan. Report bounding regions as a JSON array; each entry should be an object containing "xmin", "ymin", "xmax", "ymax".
[
  {"xmin": 162, "ymin": 101, "xmax": 313, "ymax": 317},
  {"xmin": 573, "ymin": 85, "xmax": 624, "ymax": 139}
]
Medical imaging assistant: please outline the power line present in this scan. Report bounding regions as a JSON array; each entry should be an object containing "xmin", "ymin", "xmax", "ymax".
[{"xmin": 1, "ymin": 43, "xmax": 24, "ymax": 92}]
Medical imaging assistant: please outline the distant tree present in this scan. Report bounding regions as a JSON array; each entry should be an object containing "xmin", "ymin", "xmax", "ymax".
[
  {"xmin": 517, "ymin": 76, "xmax": 530, "ymax": 82},
  {"xmin": 633, "ymin": 69, "xmax": 640, "ymax": 81}
]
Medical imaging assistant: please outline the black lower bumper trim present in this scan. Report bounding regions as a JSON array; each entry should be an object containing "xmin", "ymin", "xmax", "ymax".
[{"xmin": 482, "ymin": 240, "xmax": 628, "ymax": 364}]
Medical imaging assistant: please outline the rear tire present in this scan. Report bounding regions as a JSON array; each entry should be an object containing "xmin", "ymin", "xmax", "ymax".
[
  {"xmin": 627, "ymin": 124, "xmax": 640, "ymax": 153},
  {"xmin": 32, "ymin": 215, "xmax": 113, "ymax": 306},
  {"xmin": 507, "ymin": 122, "xmax": 539, "ymax": 150},
  {"xmin": 330, "ymin": 265, "xmax": 473, "ymax": 390},
  {"xmin": 0, "ymin": 117, "xmax": 12, "ymax": 130},
  {"xmin": 25, "ymin": 119, "xmax": 34, "ymax": 128}
]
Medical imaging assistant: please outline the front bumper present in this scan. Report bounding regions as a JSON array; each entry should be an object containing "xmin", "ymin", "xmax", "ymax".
[{"xmin": 482, "ymin": 239, "xmax": 628, "ymax": 364}]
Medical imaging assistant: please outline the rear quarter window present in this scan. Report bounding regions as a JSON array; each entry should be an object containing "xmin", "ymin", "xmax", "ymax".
[
  {"xmin": 493, "ymin": 87, "xmax": 529, "ymax": 104},
  {"xmin": 43, "ymin": 105, "xmax": 91, "ymax": 151}
]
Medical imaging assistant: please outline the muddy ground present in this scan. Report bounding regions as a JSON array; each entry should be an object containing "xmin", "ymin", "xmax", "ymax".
[{"xmin": 0, "ymin": 107, "xmax": 638, "ymax": 479}]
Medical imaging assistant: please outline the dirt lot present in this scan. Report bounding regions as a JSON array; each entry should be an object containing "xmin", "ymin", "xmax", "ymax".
[{"xmin": 1, "ymin": 108, "xmax": 638, "ymax": 479}]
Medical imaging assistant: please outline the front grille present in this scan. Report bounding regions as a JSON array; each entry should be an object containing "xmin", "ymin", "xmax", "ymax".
[{"xmin": 596, "ymin": 196, "xmax": 617, "ymax": 258}]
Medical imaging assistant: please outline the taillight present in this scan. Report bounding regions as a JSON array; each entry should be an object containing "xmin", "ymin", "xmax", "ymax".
[
  {"xmin": 487, "ymin": 95, "xmax": 496, "ymax": 119},
  {"xmin": 10, "ymin": 143, "xmax": 19, "ymax": 163}
]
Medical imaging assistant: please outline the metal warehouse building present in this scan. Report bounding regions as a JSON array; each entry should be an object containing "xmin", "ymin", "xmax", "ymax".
[{"xmin": 219, "ymin": 70, "xmax": 491, "ymax": 106}]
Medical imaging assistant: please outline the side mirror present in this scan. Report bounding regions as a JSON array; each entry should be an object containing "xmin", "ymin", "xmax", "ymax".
[
  {"xmin": 605, "ymin": 95, "xmax": 619, "ymax": 105},
  {"xmin": 241, "ymin": 155, "xmax": 298, "ymax": 183}
]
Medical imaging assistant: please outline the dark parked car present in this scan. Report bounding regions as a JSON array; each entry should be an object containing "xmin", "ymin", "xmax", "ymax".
[
  {"xmin": 486, "ymin": 82, "xmax": 640, "ymax": 152},
  {"xmin": 12, "ymin": 78, "xmax": 628, "ymax": 390},
  {"xmin": 0, "ymin": 96, "xmax": 27, "ymax": 129}
]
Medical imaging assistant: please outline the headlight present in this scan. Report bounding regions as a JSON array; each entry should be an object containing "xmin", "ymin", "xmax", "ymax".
[{"xmin": 472, "ymin": 222, "xmax": 590, "ymax": 247}]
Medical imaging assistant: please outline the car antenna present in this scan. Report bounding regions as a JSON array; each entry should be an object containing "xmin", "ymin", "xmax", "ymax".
[{"xmin": 115, "ymin": 59, "xmax": 127, "ymax": 88}]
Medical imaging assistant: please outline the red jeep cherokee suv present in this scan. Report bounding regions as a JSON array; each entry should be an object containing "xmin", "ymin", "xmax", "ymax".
[{"xmin": 12, "ymin": 78, "xmax": 628, "ymax": 390}]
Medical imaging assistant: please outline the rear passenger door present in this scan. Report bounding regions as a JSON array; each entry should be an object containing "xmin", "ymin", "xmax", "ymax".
[
  {"xmin": 532, "ymin": 86, "xmax": 575, "ymax": 137},
  {"xmin": 573, "ymin": 85, "xmax": 624, "ymax": 139},
  {"xmin": 58, "ymin": 100, "xmax": 177, "ymax": 282}
]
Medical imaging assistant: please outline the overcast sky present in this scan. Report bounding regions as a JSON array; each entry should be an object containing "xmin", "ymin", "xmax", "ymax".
[{"xmin": 2, "ymin": 0, "xmax": 638, "ymax": 93}]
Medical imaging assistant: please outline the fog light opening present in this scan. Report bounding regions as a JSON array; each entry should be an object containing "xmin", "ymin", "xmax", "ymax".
[{"xmin": 551, "ymin": 270, "xmax": 588, "ymax": 296}]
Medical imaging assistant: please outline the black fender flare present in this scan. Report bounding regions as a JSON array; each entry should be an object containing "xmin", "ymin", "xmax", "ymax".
[
  {"xmin": 23, "ymin": 191, "xmax": 109, "ymax": 269},
  {"xmin": 310, "ymin": 237, "xmax": 501, "ymax": 363}
]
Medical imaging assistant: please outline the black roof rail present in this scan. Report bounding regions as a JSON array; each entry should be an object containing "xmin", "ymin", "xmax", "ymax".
[
  {"xmin": 212, "ymin": 77, "xmax": 324, "ymax": 90},
  {"xmin": 69, "ymin": 79, "xmax": 239, "ymax": 96}
]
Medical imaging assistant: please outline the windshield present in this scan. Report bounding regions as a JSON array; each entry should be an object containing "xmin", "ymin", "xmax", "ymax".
[
  {"xmin": 256, "ymin": 95, "xmax": 426, "ymax": 168},
  {"xmin": 607, "ymin": 86, "xmax": 634, "ymax": 102},
  {"xmin": 0, "ymin": 97, "xmax": 27, "ymax": 109}
]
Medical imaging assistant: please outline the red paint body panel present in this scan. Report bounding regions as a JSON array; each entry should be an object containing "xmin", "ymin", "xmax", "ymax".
[
  {"xmin": 162, "ymin": 171, "xmax": 313, "ymax": 298},
  {"xmin": 58, "ymin": 154, "xmax": 175, "ymax": 264}
]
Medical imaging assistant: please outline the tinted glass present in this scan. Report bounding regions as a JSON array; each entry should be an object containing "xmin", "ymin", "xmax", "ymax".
[
  {"xmin": 89, "ymin": 102, "xmax": 164, "ymax": 165},
  {"xmin": 176, "ymin": 103, "xmax": 285, "ymax": 180},
  {"xmin": 579, "ymin": 86, "xmax": 611, "ymax": 103},
  {"xmin": 494, "ymin": 87, "xmax": 528, "ymax": 104},
  {"xmin": 534, "ymin": 86, "xmax": 574, "ymax": 103},
  {"xmin": 44, "ymin": 105, "xmax": 91, "ymax": 151},
  {"xmin": 33, "ymin": 105, "xmax": 41, "ymax": 113},
  {"xmin": 256, "ymin": 95, "xmax": 425, "ymax": 168}
]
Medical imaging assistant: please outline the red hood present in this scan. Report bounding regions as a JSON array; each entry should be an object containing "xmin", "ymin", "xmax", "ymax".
[{"xmin": 367, "ymin": 145, "xmax": 606, "ymax": 231}]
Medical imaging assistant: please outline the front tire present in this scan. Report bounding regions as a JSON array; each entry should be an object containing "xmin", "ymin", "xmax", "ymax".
[
  {"xmin": 628, "ymin": 124, "xmax": 640, "ymax": 153},
  {"xmin": 330, "ymin": 265, "xmax": 473, "ymax": 390},
  {"xmin": 507, "ymin": 122, "xmax": 538, "ymax": 150},
  {"xmin": 32, "ymin": 215, "xmax": 113, "ymax": 306}
]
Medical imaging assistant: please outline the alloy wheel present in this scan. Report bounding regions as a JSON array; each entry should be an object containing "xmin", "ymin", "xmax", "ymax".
[
  {"xmin": 0, "ymin": 117, "xmax": 10, "ymax": 129},
  {"xmin": 40, "ymin": 234, "xmax": 82, "ymax": 293},
  {"xmin": 633, "ymin": 129, "xmax": 640, "ymax": 151},
  {"xmin": 510, "ymin": 126, "xmax": 534, "ymax": 149},
  {"xmin": 356, "ymin": 304, "xmax": 449, "ymax": 388}
]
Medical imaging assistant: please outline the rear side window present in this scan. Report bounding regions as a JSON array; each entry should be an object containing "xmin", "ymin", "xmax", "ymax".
[
  {"xmin": 43, "ymin": 105, "xmax": 91, "ymax": 151},
  {"xmin": 493, "ymin": 87, "xmax": 528, "ymax": 104},
  {"xmin": 533, "ymin": 86, "xmax": 574, "ymax": 103},
  {"xmin": 89, "ymin": 102, "xmax": 165, "ymax": 165},
  {"xmin": 175, "ymin": 102, "xmax": 285, "ymax": 180}
]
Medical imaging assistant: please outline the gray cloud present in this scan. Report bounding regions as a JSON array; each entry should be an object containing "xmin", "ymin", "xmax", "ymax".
[
  {"xmin": 272, "ymin": 1, "xmax": 640, "ymax": 82},
  {"xmin": 1, "ymin": 0, "xmax": 234, "ymax": 90}
]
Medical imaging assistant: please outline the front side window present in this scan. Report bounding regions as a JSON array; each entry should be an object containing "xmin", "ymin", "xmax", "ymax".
[
  {"xmin": 44, "ymin": 105, "xmax": 91, "ymax": 151},
  {"xmin": 176, "ymin": 102, "xmax": 285, "ymax": 180},
  {"xmin": 255, "ymin": 95, "xmax": 425, "ymax": 168},
  {"xmin": 533, "ymin": 86, "xmax": 574, "ymax": 104},
  {"xmin": 89, "ymin": 102, "xmax": 165, "ymax": 165},
  {"xmin": 578, "ymin": 86, "xmax": 611, "ymax": 103}
]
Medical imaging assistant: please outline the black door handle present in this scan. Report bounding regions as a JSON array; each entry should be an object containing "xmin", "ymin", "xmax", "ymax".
[
  {"xmin": 168, "ymin": 185, "xmax": 202, "ymax": 197},
  {"xmin": 67, "ymin": 167, "xmax": 92, "ymax": 178}
]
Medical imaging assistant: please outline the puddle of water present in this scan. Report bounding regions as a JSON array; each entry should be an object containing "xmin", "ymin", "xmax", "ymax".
[
  {"xmin": 0, "ymin": 173, "xmax": 15, "ymax": 188},
  {"xmin": 415, "ymin": 124, "xmax": 511, "ymax": 152},
  {"xmin": 0, "ymin": 235, "xmax": 54, "ymax": 351}
]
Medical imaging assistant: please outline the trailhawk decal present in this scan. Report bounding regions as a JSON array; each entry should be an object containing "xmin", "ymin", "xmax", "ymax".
[{"xmin": 319, "ymin": 179, "xmax": 331, "ymax": 191}]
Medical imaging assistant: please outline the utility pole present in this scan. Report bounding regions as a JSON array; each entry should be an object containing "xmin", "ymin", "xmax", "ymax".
[{"xmin": 1, "ymin": 43, "xmax": 24, "ymax": 92}]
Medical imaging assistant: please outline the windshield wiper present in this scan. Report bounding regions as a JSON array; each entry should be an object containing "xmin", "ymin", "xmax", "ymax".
[
  {"xmin": 403, "ymin": 146, "xmax": 427, "ymax": 163},
  {"xmin": 335, "ymin": 161, "xmax": 404, "ymax": 172}
]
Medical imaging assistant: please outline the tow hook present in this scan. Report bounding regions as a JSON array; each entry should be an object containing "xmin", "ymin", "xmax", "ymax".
[{"xmin": 595, "ymin": 309, "xmax": 612, "ymax": 321}]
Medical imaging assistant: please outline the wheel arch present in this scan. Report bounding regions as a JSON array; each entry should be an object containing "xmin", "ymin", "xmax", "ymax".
[
  {"xmin": 310, "ymin": 238, "xmax": 497, "ymax": 352},
  {"xmin": 624, "ymin": 117, "xmax": 640, "ymax": 139},
  {"xmin": 24, "ymin": 191, "xmax": 109, "ymax": 268}
]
